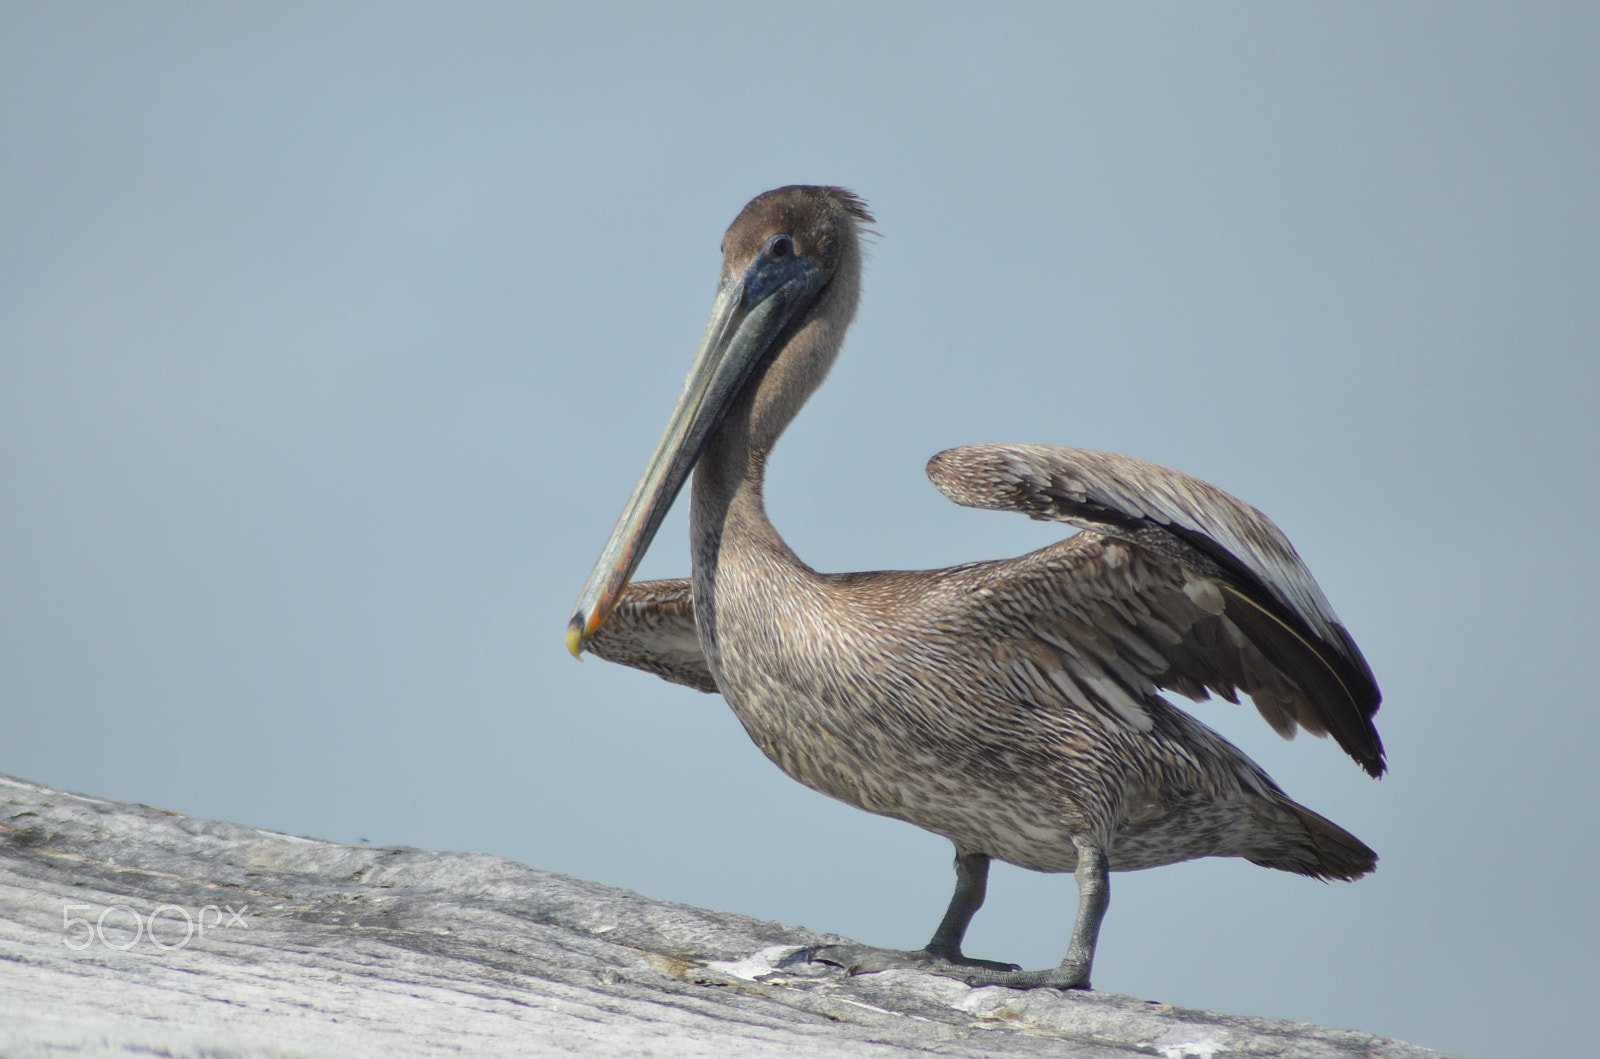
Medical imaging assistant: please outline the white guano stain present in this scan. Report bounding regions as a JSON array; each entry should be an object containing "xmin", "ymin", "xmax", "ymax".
[
  {"xmin": 704, "ymin": 944, "xmax": 803, "ymax": 980},
  {"xmin": 1151, "ymin": 1037, "xmax": 1226, "ymax": 1059}
]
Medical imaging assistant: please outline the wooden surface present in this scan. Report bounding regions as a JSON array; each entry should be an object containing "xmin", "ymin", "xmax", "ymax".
[{"xmin": 0, "ymin": 773, "xmax": 1456, "ymax": 1058}]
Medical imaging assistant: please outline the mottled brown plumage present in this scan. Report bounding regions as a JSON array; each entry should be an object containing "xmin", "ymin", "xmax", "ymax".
[
  {"xmin": 571, "ymin": 186, "xmax": 1383, "ymax": 990},
  {"xmin": 586, "ymin": 578, "xmax": 714, "ymax": 692}
]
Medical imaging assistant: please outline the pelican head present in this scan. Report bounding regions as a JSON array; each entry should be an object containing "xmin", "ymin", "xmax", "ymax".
[{"xmin": 567, "ymin": 186, "xmax": 874, "ymax": 656}]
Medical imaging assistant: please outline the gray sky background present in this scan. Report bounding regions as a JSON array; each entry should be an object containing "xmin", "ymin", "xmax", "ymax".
[{"xmin": 3, "ymin": 5, "xmax": 1595, "ymax": 1057}]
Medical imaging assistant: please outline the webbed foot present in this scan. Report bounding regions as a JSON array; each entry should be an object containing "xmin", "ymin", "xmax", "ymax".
[
  {"xmin": 959, "ymin": 959, "xmax": 1091, "ymax": 990},
  {"xmin": 802, "ymin": 943, "xmax": 1021, "ymax": 978}
]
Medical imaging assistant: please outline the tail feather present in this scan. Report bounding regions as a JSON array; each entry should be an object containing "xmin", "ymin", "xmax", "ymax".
[{"xmin": 1247, "ymin": 800, "xmax": 1376, "ymax": 881}]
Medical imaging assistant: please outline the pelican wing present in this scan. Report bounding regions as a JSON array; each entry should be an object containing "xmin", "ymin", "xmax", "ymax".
[
  {"xmin": 583, "ymin": 578, "xmax": 718, "ymax": 693},
  {"xmin": 928, "ymin": 443, "xmax": 1383, "ymax": 776}
]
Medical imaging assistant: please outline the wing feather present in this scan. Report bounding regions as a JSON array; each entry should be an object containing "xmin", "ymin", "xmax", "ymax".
[
  {"xmin": 582, "ymin": 578, "xmax": 718, "ymax": 693},
  {"xmin": 928, "ymin": 443, "xmax": 1384, "ymax": 776}
]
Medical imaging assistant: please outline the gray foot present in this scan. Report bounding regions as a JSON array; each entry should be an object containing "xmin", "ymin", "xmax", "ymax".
[
  {"xmin": 959, "ymin": 962, "xmax": 1091, "ymax": 990},
  {"xmin": 802, "ymin": 943, "xmax": 1021, "ymax": 977}
]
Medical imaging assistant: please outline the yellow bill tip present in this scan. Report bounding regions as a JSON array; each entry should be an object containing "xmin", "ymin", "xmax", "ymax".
[{"xmin": 565, "ymin": 623, "xmax": 585, "ymax": 659}]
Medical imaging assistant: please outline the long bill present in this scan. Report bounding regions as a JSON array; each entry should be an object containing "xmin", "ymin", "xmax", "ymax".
[{"xmin": 566, "ymin": 245, "xmax": 822, "ymax": 657}]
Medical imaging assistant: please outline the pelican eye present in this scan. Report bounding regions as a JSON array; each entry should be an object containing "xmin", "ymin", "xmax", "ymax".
[{"xmin": 763, "ymin": 234, "xmax": 793, "ymax": 260}]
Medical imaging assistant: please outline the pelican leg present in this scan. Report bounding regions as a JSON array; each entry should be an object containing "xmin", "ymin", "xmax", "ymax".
[
  {"xmin": 962, "ymin": 840, "xmax": 1109, "ymax": 990},
  {"xmin": 923, "ymin": 851, "xmax": 1008, "ymax": 964},
  {"xmin": 804, "ymin": 849, "xmax": 1022, "ymax": 976}
]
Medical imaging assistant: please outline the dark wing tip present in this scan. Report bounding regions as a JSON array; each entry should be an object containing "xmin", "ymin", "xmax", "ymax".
[{"xmin": 1217, "ymin": 585, "xmax": 1386, "ymax": 778}]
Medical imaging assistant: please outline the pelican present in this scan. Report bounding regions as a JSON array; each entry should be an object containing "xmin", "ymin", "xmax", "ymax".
[{"xmin": 567, "ymin": 186, "xmax": 1383, "ymax": 989}]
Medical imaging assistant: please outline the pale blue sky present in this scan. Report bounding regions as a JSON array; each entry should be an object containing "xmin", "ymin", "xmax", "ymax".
[{"xmin": 3, "ymin": 5, "xmax": 1596, "ymax": 1057}]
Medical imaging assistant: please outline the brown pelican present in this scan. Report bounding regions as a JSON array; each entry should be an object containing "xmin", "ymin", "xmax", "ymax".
[{"xmin": 567, "ymin": 186, "xmax": 1383, "ymax": 989}]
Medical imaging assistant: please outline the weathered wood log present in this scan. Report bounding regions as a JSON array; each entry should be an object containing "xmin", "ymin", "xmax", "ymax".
[{"xmin": 0, "ymin": 774, "xmax": 1452, "ymax": 1058}]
